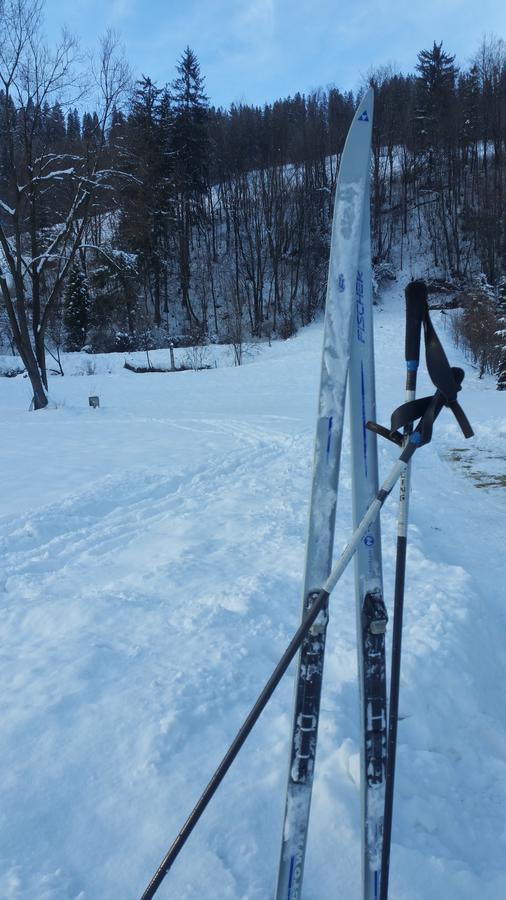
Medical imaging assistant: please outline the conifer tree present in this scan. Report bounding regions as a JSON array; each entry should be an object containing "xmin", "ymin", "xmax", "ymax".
[
  {"xmin": 171, "ymin": 47, "xmax": 210, "ymax": 326},
  {"xmin": 459, "ymin": 65, "xmax": 480, "ymax": 149},
  {"xmin": 415, "ymin": 41, "xmax": 458, "ymax": 159},
  {"xmin": 120, "ymin": 77, "xmax": 169, "ymax": 325},
  {"xmin": 63, "ymin": 265, "xmax": 90, "ymax": 351},
  {"xmin": 171, "ymin": 47, "xmax": 209, "ymax": 191},
  {"xmin": 45, "ymin": 102, "xmax": 66, "ymax": 147},
  {"xmin": 66, "ymin": 108, "xmax": 81, "ymax": 146}
]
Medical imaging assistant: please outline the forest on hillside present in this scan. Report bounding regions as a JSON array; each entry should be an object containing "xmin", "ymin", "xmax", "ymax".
[{"xmin": 0, "ymin": 0, "xmax": 505, "ymax": 407}]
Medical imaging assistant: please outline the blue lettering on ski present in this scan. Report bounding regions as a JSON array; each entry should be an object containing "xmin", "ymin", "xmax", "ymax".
[
  {"xmin": 356, "ymin": 271, "xmax": 366, "ymax": 343},
  {"xmin": 338, "ymin": 273, "xmax": 345, "ymax": 292},
  {"xmin": 287, "ymin": 836, "xmax": 305, "ymax": 899},
  {"xmin": 364, "ymin": 534, "xmax": 375, "ymax": 547},
  {"xmin": 326, "ymin": 416, "xmax": 333, "ymax": 459},
  {"xmin": 287, "ymin": 856, "xmax": 295, "ymax": 898},
  {"xmin": 358, "ymin": 110, "xmax": 369, "ymax": 122},
  {"xmin": 361, "ymin": 363, "xmax": 368, "ymax": 477}
]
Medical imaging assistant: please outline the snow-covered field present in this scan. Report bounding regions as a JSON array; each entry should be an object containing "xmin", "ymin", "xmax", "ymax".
[{"xmin": 0, "ymin": 285, "xmax": 505, "ymax": 900}]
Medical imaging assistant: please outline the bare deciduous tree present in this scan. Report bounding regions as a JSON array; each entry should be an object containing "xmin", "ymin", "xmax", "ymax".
[{"xmin": 0, "ymin": 0, "xmax": 129, "ymax": 408}]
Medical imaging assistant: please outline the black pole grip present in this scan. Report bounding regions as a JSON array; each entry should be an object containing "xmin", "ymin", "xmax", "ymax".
[{"xmin": 404, "ymin": 280, "xmax": 427, "ymax": 364}]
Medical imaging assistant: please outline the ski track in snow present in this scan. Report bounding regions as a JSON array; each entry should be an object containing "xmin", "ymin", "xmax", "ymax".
[{"xmin": 0, "ymin": 290, "xmax": 505, "ymax": 900}]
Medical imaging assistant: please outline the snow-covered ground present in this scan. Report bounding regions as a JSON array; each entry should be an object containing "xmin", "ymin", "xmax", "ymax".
[{"xmin": 0, "ymin": 284, "xmax": 504, "ymax": 900}]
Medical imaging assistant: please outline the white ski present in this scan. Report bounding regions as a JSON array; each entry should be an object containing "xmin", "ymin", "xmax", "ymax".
[
  {"xmin": 349, "ymin": 158, "xmax": 387, "ymax": 900},
  {"xmin": 276, "ymin": 88, "xmax": 376, "ymax": 900}
]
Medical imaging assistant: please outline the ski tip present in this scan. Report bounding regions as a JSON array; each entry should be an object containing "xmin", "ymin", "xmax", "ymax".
[
  {"xmin": 354, "ymin": 88, "xmax": 374, "ymax": 125},
  {"xmin": 355, "ymin": 86, "xmax": 374, "ymax": 124}
]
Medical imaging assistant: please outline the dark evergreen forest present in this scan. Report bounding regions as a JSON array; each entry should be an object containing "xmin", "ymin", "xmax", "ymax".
[{"xmin": 1, "ymin": 2, "xmax": 505, "ymax": 405}]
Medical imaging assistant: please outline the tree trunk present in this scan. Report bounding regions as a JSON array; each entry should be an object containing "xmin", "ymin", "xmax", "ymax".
[
  {"xmin": 1, "ymin": 279, "xmax": 48, "ymax": 409},
  {"xmin": 19, "ymin": 335, "xmax": 48, "ymax": 409}
]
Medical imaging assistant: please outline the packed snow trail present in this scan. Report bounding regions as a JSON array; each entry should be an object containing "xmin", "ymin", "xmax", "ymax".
[{"xmin": 0, "ymin": 290, "xmax": 505, "ymax": 899}]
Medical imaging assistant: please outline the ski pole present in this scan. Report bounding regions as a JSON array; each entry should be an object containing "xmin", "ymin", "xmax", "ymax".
[
  {"xmin": 139, "ymin": 376, "xmax": 460, "ymax": 900},
  {"xmin": 141, "ymin": 356, "xmax": 473, "ymax": 900},
  {"xmin": 139, "ymin": 459, "xmax": 410, "ymax": 899},
  {"xmin": 380, "ymin": 281, "xmax": 427, "ymax": 900}
]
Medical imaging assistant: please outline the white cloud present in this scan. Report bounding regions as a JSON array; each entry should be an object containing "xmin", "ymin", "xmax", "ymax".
[
  {"xmin": 235, "ymin": 0, "xmax": 275, "ymax": 33},
  {"xmin": 230, "ymin": 0, "xmax": 276, "ymax": 62},
  {"xmin": 41, "ymin": 0, "xmax": 506, "ymax": 108},
  {"xmin": 107, "ymin": 0, "xmax": 136, "ymax": 26}
]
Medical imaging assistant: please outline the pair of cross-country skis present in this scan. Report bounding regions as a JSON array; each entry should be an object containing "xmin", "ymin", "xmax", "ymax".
[{"xmin": 139, "ymin": 88, "xmax": 473, "ymax": 900}]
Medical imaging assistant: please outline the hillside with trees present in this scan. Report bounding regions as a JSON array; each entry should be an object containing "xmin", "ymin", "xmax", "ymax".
[{"xmin": 1, "ymin": 0, "xmax": 505, "ymax": 406}]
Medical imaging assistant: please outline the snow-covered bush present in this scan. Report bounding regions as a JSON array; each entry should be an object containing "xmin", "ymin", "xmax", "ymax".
[
  {"xmin": 372, "ymin": 260, "xmax": 396, "ymax": 299},
  {"xmin": 450, "ymin": 274, "xmax": 500, "ymax": 377},
  {"xmin": 495, "ymin": 277, "xmax": 506, "ymax": 390},
  {"xmin": 183, "ymin": 343, "xmax": 211, "ymax": 371}
]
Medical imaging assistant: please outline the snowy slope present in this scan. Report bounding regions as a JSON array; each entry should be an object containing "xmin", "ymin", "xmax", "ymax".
[{"xmin": 0, "ymin": 285, "xmax": 505, "ymax": 900}]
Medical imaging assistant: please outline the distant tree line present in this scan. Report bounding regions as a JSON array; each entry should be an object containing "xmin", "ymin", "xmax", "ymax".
[{"xmin": 0, "ymin": 0, "xmax": 505, "ymax": 407}]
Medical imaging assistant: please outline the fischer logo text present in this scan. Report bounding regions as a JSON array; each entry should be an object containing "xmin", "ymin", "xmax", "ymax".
[{"xmin": 356, "ymin": 271, "xmax": 366, "ymax": 343}]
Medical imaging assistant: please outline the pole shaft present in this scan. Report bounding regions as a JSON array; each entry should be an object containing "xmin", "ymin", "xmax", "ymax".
[
  {"xmin": 140, "ymin": 588, "xmax": 329, "ymax": 900},
  {"xmin": 380, "ymin": 375, "xmax": 416, "ymax": 900}
]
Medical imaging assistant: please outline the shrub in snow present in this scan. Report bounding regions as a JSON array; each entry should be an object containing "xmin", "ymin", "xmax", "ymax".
[
  {"xmin": 113, "ymin": 331, "xmax": 136, "ymax": 352},
  {"xmin": 372, "ymin": 260, "xmax": 396, "ymax": 299},
  {"xmin": 496, "ymin": 277, "xmax": 506, "ymax": 391},
  {"xmin": 451, "ymin": 274, "xmax": 499, "ymax": 377},
  {"xmin": 183, "ymin": 343, "xmax": 210, "ymax": 371}
]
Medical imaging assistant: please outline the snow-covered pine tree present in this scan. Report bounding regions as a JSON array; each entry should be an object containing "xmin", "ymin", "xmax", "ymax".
[
  {"xmin": 63, "ymin": 265, "xmax": 90, "ymax": 351},
  {"xmin": 120, "ymin": 77, "xmax": 168, "ymax": 327},
  {"xmin": 496, "ymin": 277, "xmax": 506, "ymax": 390},
  {"xmin": 171, "ymin": 47, "xmax": 209, "ymax": 192},
  {"xmin": 415, "ymin": 40, "xmax": 457, "ymax": 165},
  {"xmin": 171, "ymin": 47, "xmax": 210, "ymax": 327}
]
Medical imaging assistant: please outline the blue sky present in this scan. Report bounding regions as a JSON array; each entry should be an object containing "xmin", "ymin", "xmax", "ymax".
[{"xmin": 43, "ymin": 0, "xmax": 506, "ymax": 108}]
